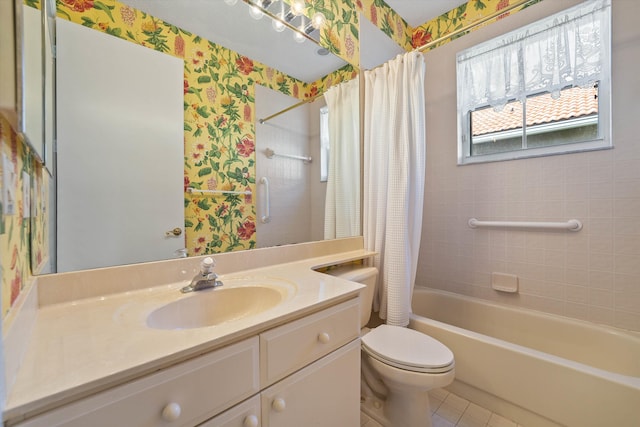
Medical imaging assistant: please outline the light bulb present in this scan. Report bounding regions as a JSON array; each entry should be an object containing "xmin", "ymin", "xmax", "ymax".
[
  {"xmin": 249, "ymin": 5, "xmax": 263, "ymax": 19},
  {"xmin": 293, "ymin": 30, "xmax": 305, "ymax": 43},
  {"xmin": 272, "ymin": 18, "xmax": 285, "ymax": 32},
  {"xmin": 290, "ymin": 0, "xmax": 304, "ymax": 16},
  {"xmin": 272, "ymin": 2, "xmax": 286, "ymax": 32},
  {"xmin": 311, "ymin": 12, "xmax": 325, "ymax": 29}
]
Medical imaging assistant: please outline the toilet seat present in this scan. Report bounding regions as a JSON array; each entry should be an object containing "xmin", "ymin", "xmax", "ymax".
[{"xmin": 361, "ymin": 325, "xmax": 454, "ymax": 374}]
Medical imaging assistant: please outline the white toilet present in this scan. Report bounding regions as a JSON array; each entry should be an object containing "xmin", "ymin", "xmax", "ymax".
[{"xmin": 328, "ymin": 265, "xmax": 455, "ymax": 427}]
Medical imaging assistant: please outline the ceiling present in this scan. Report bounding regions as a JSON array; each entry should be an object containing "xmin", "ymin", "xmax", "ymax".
[{"xmin": 119, "ymin": 0, "xmax": 464, "ymax": 82}]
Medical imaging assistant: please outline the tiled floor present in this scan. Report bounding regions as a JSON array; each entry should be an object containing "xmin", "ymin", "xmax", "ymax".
[{"xmin": 360, "ymin": 388, "xmax": 524, "ymax": 427}]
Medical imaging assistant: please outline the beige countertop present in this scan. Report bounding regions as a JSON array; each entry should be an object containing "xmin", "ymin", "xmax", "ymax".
[{"xmin": 5, "ymin": 249, "xmax": 373, "ymax": 424}]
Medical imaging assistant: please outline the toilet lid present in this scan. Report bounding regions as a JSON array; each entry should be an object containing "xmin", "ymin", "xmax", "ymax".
[{"xmin": 361, "ymin": 325, "xmax": 454, "ymax": 374}]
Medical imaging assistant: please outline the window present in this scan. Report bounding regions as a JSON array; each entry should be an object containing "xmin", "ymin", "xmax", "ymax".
[
  {"xmin": 320, "ymin": 106, "xmax": 330, "ymax": 182},
  {"xmin": 457, "ymin": 0, "xmax": 611, "ymax": 164}
]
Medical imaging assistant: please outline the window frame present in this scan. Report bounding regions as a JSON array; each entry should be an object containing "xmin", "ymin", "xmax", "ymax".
[{"xmin": 456, "ymin": 1, "xmax": 612, "ymax": 165}]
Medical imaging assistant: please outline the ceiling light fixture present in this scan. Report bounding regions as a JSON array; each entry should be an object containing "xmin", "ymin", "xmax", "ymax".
[
  {"xmin": 224, "ymin": 0, "xmax": 238, "ymax": 5},
  {"xmin": 303, "ymin": 21, "xmax": 316, "ymax": 35},
  {"xmin": 290, "ymin": 0, "xmax": 305, "ymax": 16},
  {"xmin": 271, "ymin": 1, "xmax": 285, "ymax": 32},
  {"xmin": 272, "ymin": 13, "xmax": 285, "ymax": 31},
  {"xmin": 249, "ymin": 0, "xmax": 274, "ymax": 19},
  {"xmin": 293, "ymin": 26, "xmax": 306, "ymax": 43},
  {"xmin": 238, "ymin": 0, "xmax": 327, "ymax": 46},
  {"xmin": 249, "ymin": 5, "xmax": 264, "ymax": 19},
  {"xmin": 311, "ymin": 12, "xmax": 326, "ymax": 29},
  {"xmin": 272, "ymin": 19, "xmax": 285, "ymax": 32},
  {"xmin": 283, "ymin": 9, "xmax": 296, "ymax": 23}
]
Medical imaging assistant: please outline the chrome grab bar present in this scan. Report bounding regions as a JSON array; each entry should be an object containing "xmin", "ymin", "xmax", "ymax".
[
  {"xmin": 468, "ymin": 218, "xmax": 582, "ymax": 231},
  {"xmin": 260, "ymin": 176, "xmax": 271, "ymax": 223}
]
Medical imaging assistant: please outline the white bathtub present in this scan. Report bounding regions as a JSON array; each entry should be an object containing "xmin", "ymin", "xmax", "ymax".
[{"xmin": 409, "ymin": 288, "xmax": 640, "ymax": 427}]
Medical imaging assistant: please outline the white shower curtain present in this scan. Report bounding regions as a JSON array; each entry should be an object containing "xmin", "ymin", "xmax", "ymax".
[
  {"xmin": 363, "ymin": 52, "xmax": 426, "ymax": 327},
  {"xmin": 323, "ymin": 77, "xmax": 361, "ymax": 240}
]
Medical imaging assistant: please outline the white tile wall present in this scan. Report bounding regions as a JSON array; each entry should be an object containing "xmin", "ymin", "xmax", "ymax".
[
  {"xmin": 254, "ymin": 85, "xmax": 326, "ymax": 248},
  {"xmin": 418, "ymin": 0, "xmax": 640, "ymax": 332}
]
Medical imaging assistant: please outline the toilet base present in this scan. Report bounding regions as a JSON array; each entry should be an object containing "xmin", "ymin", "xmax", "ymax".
[
  {"xmin": 386, "ymin": 387, "xmax": 434, "ymax": 427},
  {"xmin": 362, "ymin": 355, "xmax": 454, "ymax": 427},
  {"xmin": 361, "ymin": 395, "xmax": 391, "ymax": 427}
]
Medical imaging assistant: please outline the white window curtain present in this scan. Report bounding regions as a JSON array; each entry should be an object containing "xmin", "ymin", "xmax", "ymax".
[
  {"xmin": 363, "ymin": 51, "xmax": 426, "ymax": 327},
  {"xmin": 457, "ymin": 0, "xmax": 610, "ymax": 113},
  {"xmin": 323, "ymin": 77, "xmax": 361, "ymax": 240}
]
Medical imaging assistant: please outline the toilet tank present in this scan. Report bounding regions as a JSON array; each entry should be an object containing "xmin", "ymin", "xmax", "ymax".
[{"xmin": 326, "ymin": 265, "xmax": 378, "ymax": 328}]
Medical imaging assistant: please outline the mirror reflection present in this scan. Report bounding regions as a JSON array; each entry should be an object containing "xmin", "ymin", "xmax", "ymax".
[
  {"xmin": 39, "ymin": 0, "xmax": 361, "ymax": 274},
  {"xmin": 17, "ymin": 0, "xmax": 44, "ymax": 164},
  {"xmin": 42, "ymin": 0, "xmax": 54, "ymax": 169}
]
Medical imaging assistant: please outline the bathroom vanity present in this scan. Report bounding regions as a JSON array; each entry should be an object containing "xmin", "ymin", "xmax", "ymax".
[{"xmin": 4, "ymin": 241, "xmax": 372, "ymax": 426}]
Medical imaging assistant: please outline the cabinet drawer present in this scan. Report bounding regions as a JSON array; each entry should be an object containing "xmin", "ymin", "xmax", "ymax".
[
  {"xmin": 18, "ymin": 337, "xmax": 259, "ymax": 427},
  {"xmin": 198, "ymin": 395, "xmax": 260, "ymax": 427},
  {"xmin": 259, "ymin": 298, "xmax": 359, "ymax": 386}
]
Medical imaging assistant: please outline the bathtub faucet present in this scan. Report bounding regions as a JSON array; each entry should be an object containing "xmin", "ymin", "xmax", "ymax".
[{"xmin": 181, "ymin": 257, "xmax": 223, "ymax": 293}]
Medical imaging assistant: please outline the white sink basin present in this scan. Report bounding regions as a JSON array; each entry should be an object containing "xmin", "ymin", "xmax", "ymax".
[{"xmin": 147, "ymin": 279, "xmax": 294, "ymax": 330}]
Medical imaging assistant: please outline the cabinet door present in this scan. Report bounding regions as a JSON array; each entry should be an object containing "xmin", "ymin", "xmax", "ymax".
[
  {"xmin": 56, "ymin": 18, "xmax": 184, "ymax": 272},
  {"xmin": 261, "ymin": 340, "xmax": 360, "ymax": 427}
]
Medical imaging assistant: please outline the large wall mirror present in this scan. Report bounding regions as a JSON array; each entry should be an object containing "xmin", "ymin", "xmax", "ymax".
[{"xmin": 35, "ymin": 0, "xmax": 362, "ymax": 274}]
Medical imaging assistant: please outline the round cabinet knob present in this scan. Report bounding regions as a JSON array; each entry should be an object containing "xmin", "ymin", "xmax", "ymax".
[
  {"xmin": 318, "ymin": 332, "xmax": 331, "ymax": 344},
  {"xmin": 161, "ymin": 402, "xmax": 181, "ymax": 421},
  {"xmin": 243, "ymin": 414, "xmax": 259, "ymax": 427},
  {"xmin": 272, "ymin": 397, "xmax": 286, "ymax": 413}
]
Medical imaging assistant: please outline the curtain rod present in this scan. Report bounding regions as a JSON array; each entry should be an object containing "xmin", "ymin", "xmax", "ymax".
[
  {"xmin": 258, "ymin": 92, "xmax": 324, "ymax": 124},
  {"xmin": 415, "ymin": 0, "xmax": 539, "ymax": 53}
]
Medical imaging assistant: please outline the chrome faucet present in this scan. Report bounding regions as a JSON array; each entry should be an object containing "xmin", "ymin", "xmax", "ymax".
[{"xmin": 181, "ymin": 257, "xmax": 223, "ymax": 293}]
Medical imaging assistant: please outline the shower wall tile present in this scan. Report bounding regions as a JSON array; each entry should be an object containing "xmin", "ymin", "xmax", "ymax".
[
  {"xmin": 418, "ymin": 0, "xmax": 640, "ymax": 332},
  {"xmin": 565, "ymin": 285, "xmax": 588, "ymax": 304},
  {"xmin": 255, "ymin": 85, "xmax": 317, "ymax": 248}
]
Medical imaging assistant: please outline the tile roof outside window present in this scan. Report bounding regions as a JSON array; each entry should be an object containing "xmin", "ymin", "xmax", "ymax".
[{"xmin": 471, "ymin": 85, "xmax": 599, "ymax": 136}]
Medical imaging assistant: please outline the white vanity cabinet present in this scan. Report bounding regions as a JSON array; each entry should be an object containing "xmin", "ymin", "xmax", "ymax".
[
  {"xmin": 259, "ymin": 298, "xmax": 361, "ymax": 427},
  {"xmin": 202, "ymin": 338, "xmax": 360, "ymax": 427},
  {"xmin": 12, "ymin": 298, "xmax": 361, "ymax": 427}
]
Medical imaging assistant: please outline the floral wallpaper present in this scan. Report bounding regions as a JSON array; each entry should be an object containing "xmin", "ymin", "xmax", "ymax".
[
  {"xmin": 0, "ymin": 113, "xmax": 48, "ymax": 317},
  {"xmin": 357, "ymin": 0, "xmax": 413, "ymax": 51},
  {"xmin": 411, "ymin": 0, "xmax": 543, "ymax": 50},
  {"xmin": 351, "ymin": 0, "xmax": 542, "ymax": 53},
  {"xmin": 30, "ymin": 160, "xmax": 48, "ymax": 274}
]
